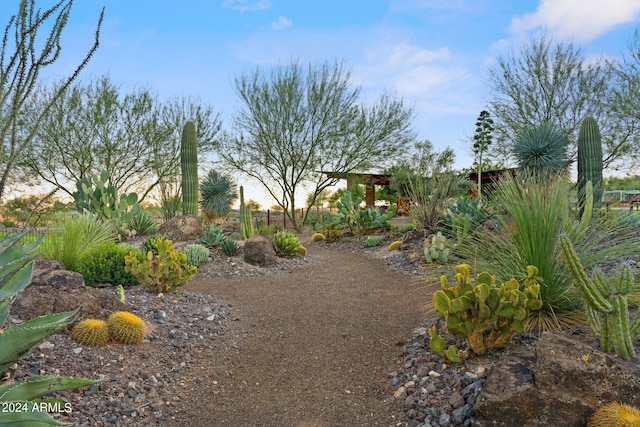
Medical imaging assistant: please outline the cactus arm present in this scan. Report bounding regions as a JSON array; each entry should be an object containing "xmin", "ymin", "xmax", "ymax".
[
  {"xmin": 609, "ymin": 296, "xmax": 635, "ymax": 361},
  {"xmin": 558, "ymin": 236, "xmax": 612, "ymax": 312}
]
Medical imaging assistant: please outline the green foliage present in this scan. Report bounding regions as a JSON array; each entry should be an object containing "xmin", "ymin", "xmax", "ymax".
[
  {"xmin": 75, "ymin": 241, "xmax": 143, "ymax": 287},
  {"xmin": 432, "ymin": 264, "xmax": 543, "ymax": 355},
  {"xmin": 200, "ymin": 170, "xmax": 238, "ymax": 223},
  {"xmin": 219, "ymin": 238, "xmax": 239, "ymax": 256},
  {"xmin": 124, "ymin": 239, "xmax": 196, "ymax": 294},
  {"xmin": 127, "ymin": 211, "xmax": 159, "ymax": 236},
  {"xmin": 141, "ymin": 235, "xmax": 163, "ymax": 256},
  {"xmin": 160, "ymin": 195, "xmax": 182, "ymax": 222},
  {"xmin": 181, "ymin": 121, "xmax": 199, "ymax": 215},
  {"xmin": 0, "ymin": 232, "xmax": 99, "ymax": 425},
  {"xmin": 513, "ymin": 121, "xmax": 569, "ymax": 177},
  {"xmin": 577, "ymin": 116, "xmax": 603, "ymax": 213},
  {"xmin": 183, "ymin": 243, "xmax": 210, "ymax": 266},
  {"xmin": 63, "ymin": 170, "xmax": 142, "ymax": 231},
  {"xmin": 423, "ymin": 231, "xmax": 450, "ymax": 264},
  {"xmin": 559, "ymin": 235, "xmax": 640, "ymax": 361},
  {"xmin": 273, "ymin": 230, "xmax": 302, "ymax": 257},
  {"xmin": 256, "ymin": 224, "xmax": 283, "ymax": 238},
  {"xmin": 41, "ymin": 214, "xmax": 114, "ymax": 271},
  {"xmin": 365, "ymin": 235, "xmax": 382, "ymax": 247},
  {"xmin": 454, "ymin": 174, "xmax": 640, "ymax": 332},
  {"xmin": 444, "ymin": 197, "xmax": 493, "ymax": 243},
  {"xmin": 325, "ymin": 191, "xmax": 396, "ymax": 235},
  {"xmin": 115, "ymin": 284, "xmax": 125, "ymax": 303},
  {"xmin": 200, "ymin": 224, "xmax": 226, "ymax": 248},
  {"xmin": 239, "ymin": 186, "xmax": 254, "ymax": 239}
]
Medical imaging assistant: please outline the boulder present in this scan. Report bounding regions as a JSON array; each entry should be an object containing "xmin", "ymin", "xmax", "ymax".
[
  {"xmin": 243, "ymin": 234, "xmax": 277, "ymax": 267},
  {"xmin": 13, "ymin": 259, "xmax": 128, "ymax": 321},
  {"xmin": 474, "ymin": 331, "xmax": 640, "ymax": 426},
  {"xmin": 158, "ymin": 215, "xmax": 202, "ymax": 242}
]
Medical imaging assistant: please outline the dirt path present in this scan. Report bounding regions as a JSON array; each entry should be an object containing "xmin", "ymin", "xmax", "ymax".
[{"xmin": 169, "ymin": 245, "xmax": 426, "ymax": 427}]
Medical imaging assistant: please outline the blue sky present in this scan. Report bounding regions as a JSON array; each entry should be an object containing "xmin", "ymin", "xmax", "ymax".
[{"xmin": 6, "ymin": 0, "xmax": 640, "ymax": 173}]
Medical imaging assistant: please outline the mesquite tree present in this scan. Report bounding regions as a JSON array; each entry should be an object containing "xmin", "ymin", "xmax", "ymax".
[{"xmin": 0, "ymin": 0, "xmax": 103, "ymax": 201}]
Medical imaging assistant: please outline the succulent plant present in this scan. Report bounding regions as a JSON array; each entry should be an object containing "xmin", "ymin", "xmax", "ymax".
[
  {"xmin": 71, "ymin": 319, "xmax": 111, "ymax": 346},
  {"xmin": 181, "ymin": 121, "xmax": 198, "ymax": 215},
  {"xmin": 183, "ymin": 243, "xmax": 210, "ymax": 267},
  {"xmin": 107, "ymin": 312, "xmax": 147, "ymax": 345},
  {"xmin": 588, "ymin": 402, "xmax": 640, "ymax": 427},
  {"xmin": 200, "ymin": 170, "xmax": 238, "ymax": 224},
  {"xmin": 423, "ymin": 231, "xmax": 449, "ymax": 264},
  {"xmin": 115, "ymin": 284, "xmax": 125, "ymax": 303},
  {"xmin": 388, "ymin": 240, "xmax": 402, "ymax": 251},
  {"xmin": 311, "ymin": 233, "xmax": 325, "ymax": 242},
  {"xmin": 577, "ymin": 116, "xmax": 603, "ymax": 214},
  {"xmin": 239, "ymin": 186, "xmax": 254, "ymax": 240},
  {"xmin": 273, "ymin": 230, "xmax": 301, "ymax": 257},
  {"xmin": 219, "ymin": 238, "xmax": 239, "ymax": 256},
  {"xmin": 365, "ymin": 235, "xmax": 382, "ymax": 247},
  {"xmin": 513, "ymin": 121, "xmax": 568, "ymax": 177}
]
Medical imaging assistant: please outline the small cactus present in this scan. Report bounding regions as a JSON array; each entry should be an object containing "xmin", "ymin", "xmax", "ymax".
[
  {"xmin": 219, "ymin": 238, "xmax": 239, "ymax": 256},
  {"xmin": 588, "ymin": 402, "xmax": 640, "ymax": 427},
  {"xmin": 365, "ymin": 236, "xmax": 382, "ymax": 247},
  {"xmin": 115, "ymin": 285, "xmax": 125, "ymax": 303},
  {"xmin": 423, "ymin": 232, "xmax": 449, "ymax": 263},
  {"xmin": 107, "ymin": 312, "xmax": 147, "ymax": 345},
  {"xmin": 388, "ymin": 240, "xmax": 402, "ymax": 251},
  {"xmin": 183, "ymin": 243, "xmax": 210, "ymax": 267},
  {"xmin": 273, "ymin": 230, "xmax": 301, "ymax": 257},
  {"xmin": 298, "ymin": 246, "xmax": 307, "ymax": 256},
  {"xmin": 71, "ymin": 319, "xmax": 111, "ymax": 346},
  {"xmin": 312, "ymin": 233, "xmax": 325, "ymax": 242}
]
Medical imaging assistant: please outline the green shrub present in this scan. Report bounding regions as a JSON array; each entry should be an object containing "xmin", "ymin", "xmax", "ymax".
[
  {"xmin": 183, "ymin": 243, "xmax": 210, "ymax": 266},
  {"xmin": 127, "ymin": 211, "xmax": 159, "ymax": 236},
  {"xmin": 124, "ymin": 238, "xmax": 196, "ymax": 294},
  {"xmin": 257, "ymin": 224, "xmax": 283, "ymax": 238},
  {"xmin": 75, "ymin": 241, "xmax": 143, "ymax": 287},
  {"xmin": 41, "ymin": 214, "xmax": 114, "ymax": 271},
  {"xmin": 365, "ymin": 235, "xmax": 382, "ymax": 247},
  {"xmin": 219, "ymin": 238, "xmax": 239, "ymax": 256},
  {"xmin": 273, "ymin": 230, "xmax": 301, "ymax": 257}
]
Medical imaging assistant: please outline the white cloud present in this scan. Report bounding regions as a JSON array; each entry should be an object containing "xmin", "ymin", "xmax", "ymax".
[
  {"xmin": 222, "ymin": 0, "xmax": 271, "ymax": 12},
  {"xmin": 271, "ymin": 16, "xmax": 292, "ymax": 31},
  {"xmin": 511, "ymin": 0, "xmax": 640, "ymax": 42}
]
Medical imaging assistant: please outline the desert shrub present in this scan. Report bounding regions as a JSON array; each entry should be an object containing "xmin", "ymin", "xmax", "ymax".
[
  {"xmin": 160, "ymin": 195, "xmax": 181, "ymax": 221},
  {"xmin": 183, "ymin": 243, "xmax": 210, "ymax": 266},
  {"xmin": 127, "ymin": 211, "xmax": 159, "ymax": 236},
  {"xmin": 257, "ymin": 224, "xmax": 283, "ymax": 238},
  {"xmin": 41, "ymin": 214, "xmax": 114, "ymax": 271},
  {"xmin": 365, "ymin": 235, "xmax": 382, "ymax": 247},
  {"xmin": 75, "ymin": 241, "xmax": 143, "ymax": 287},
  {"xmin": 273, "ymin": 230, "xmax": 301, "ymax": 257},
  {"xmin": 125, "ymin": 238, "xmax": 196, "ymax": 294},
  {"xmin": 219, "ymin": 238, "xmax": 239, "ymax": 256}
]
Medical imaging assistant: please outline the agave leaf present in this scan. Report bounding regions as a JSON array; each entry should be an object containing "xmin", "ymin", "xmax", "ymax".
[
  {"xmin": 0, "ymin": 375, "xmax": 99, "ymax": 401},
  {"xmin": 0, "ymin": 297, "xmax": 12, "ymax": 326},
  {"xmin": 0, "ymin": 310, "xmax": 78, "ymax": 372},
  {"xmin": 0, "ymin": 403, "xmax": 74, "ymax": 426},
  {"xmin": 0, "ymin": 262, "xmax": 33, "ymax": 303}
]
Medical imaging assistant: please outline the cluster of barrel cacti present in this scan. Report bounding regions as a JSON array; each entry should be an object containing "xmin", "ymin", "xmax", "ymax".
[
  {"xmin": 239, "ymin": 186, "xmax": 254, "ymax": 239},
  {"xmin": 432, "ymin": 263, "xmax": 543, "ymax": 356},
  {"xmin": 181, "ymin": 121, "xmax": 198, "ymax": 216},
  {"xmin": 558, "ymin": 235, "xmax": 640, "ymax": 361},
  {"xmin": 70, "ymin": 312, "xmax": 146, "ymax": 346},
  {"xmin": 423, "ymin": 231, "xmax": 449, "ymax": 264},
  {"xmin": 577, "ymin": 117, "xmax": 603, "ymax": 214},
  {"xmin": 68, "ymin": 169, "xmax": 141, "ymax": 229}
]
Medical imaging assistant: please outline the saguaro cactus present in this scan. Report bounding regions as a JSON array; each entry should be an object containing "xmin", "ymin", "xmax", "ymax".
[
  {"xmin": 181, "ymin": 121, "xmax": 198, "ymax": 215},
  {"xmin": 577, "ymin": 116, "xmax": 603, "ymax": 213},
  {"xmin": 239, "ymin": 186, "xmax": 254, "ymax": 239},
  {"xmin": 558, "ymin": 235, "xmax": 640, "ymax": 361}
]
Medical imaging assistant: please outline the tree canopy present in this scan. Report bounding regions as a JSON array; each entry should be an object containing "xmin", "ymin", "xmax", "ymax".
[{"xmin": 217, "ymin": 60, "xmax": 416, "ymax": 231}]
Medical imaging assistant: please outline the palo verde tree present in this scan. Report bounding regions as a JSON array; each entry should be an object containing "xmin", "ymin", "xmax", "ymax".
[
  {"xmin": 218, "ymin": 60, "xmax": 416, "ymax": 231},
  {"xmin": 486, "ymin": 34, "xmax": 612, "ymax": 166},
  {"xmin": 472, "ymin": 110, "xmax": 494, "ymax": 199},
  {"xmin": 20, "ymin": 76, "xmax": 222, "ymax": 202},
  {"xmin": 0, "ymin": 0, "xmax": 103, "ymax": 202}
]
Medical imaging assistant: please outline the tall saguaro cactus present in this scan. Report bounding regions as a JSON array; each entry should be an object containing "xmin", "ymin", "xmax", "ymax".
[
  {"xmin": 577, "ymin": 116, "xmax": 603, "ymax": 214},
  {"xmin": 239, "ymin": 186, "xmax": 254, "ymax": 239},
  {"xmin": 181, "ymin": 121, "xmax": 198, "ymax": 215}
]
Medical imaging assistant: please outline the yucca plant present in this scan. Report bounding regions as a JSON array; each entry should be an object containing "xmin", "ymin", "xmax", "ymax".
[
  {"xmin": 127, "ymin": 210, "xmax": 159, "ymax": 236},
  {"xmin": 513, "ymin": 121, "xmax": 569, "ymax": 177},
  {"xmin": 0, "ymin": 232, "xmax": 98, "ymax": 425},
  {"xmin": 41, "ymin": 214, "xmax": 114, "ymax": 271},
  {"xmin": 200, "ymin": 170, "xmax": 238, "ymax": 224}
]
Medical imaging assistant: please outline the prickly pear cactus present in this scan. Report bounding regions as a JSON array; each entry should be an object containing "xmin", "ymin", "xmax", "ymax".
[
  {"xmin": 423, "ymin": 231, "xmax": 449, "ymax": 264},
  {"xmin": 432, "ymin": 263, "xmax": 543, "ymax": 355}
]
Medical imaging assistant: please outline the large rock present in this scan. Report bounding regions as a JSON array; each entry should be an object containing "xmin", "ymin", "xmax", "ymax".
[
  {"xmin": 474, "ymin": 331, "xmax": 640, "ymax": 426},
  {"xmin": 12, "ymin": 259, "xmax": 129, "ymax": 321},
  {"xmin": 158, "ymin": 215, "xmax": 202, "ymax": 242},
  {"xmin": 243, "ymin": 234, "xmax": 277, "ymax": 267}
]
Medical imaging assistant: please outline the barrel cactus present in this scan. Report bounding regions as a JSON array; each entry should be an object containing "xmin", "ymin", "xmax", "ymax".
[
  {"xmin": 71, "ymin": 319, "xmax": 111, "ymax": 346},
  {"xmin": 107, "ymin": 312, "xmax": 147, "ymax": 345}
]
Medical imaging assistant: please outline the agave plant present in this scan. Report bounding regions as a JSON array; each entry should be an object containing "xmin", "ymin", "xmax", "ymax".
[
  {"xmin": 0, "ymin": 232, "xmax": 98, "ymax": 425},
  {"xmin": 200, "ymin": 170, "xmax": 238, "ymax": 224},
  {"xmin": 513, "ymin": 121, "xmax": 569, "ymax": 177}
]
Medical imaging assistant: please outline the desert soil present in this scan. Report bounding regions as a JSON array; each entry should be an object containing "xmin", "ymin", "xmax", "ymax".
[{"xmin": 171, "ymin": 244, "xmax": 426, "ymax": 426}]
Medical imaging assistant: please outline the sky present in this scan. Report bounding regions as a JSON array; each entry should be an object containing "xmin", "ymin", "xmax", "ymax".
[{"xmin": 4, "ymin": 0, "xmax": 640, "ymax": 202}]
